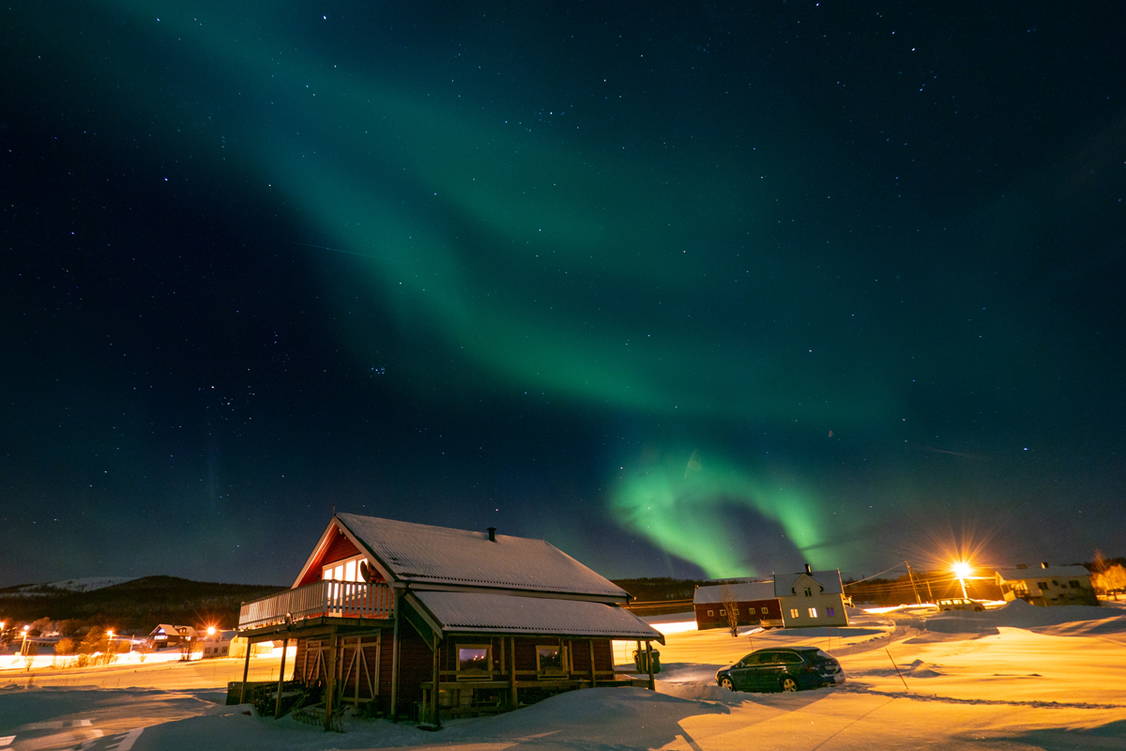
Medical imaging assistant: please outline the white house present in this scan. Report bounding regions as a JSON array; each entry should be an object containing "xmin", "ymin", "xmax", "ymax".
[
  {"xmin": 994, "ymin": 563, "xmax": 1097, "ymax": 606},
  {"xmin": 774, "ymin": 565, "xmax": 848, "ymax": 627}
]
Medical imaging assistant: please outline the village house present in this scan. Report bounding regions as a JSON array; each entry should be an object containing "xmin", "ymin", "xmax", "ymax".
[
  {"xmin": 993, "ymin": 563, "xmax": 1098, "ymax": 606},
  {"xmin": 692, "ymin": 581, "xmax": 782, "ymax": 630},
  {"xmin": 147, "ymin": 624, "xmax": 197, "ymax": 650},
  {"xmin": 235, "ymin": 513, "xmax": 663, "ymax": 729},
  {"xmin": 774, "ymin": 566, "xmax": 849, "ymax": 627}
]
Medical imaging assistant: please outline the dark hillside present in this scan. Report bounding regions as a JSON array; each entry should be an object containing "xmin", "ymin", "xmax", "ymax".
[{"xmin": 0, "ymin": 576, "xmax": 283, "ymax": 635}]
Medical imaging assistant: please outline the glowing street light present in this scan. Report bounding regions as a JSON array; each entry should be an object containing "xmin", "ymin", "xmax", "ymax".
[
  {"xmin": 20, "ymin": 625, "xmax": 30, "ymax": 656},
  {"xmin": 206, "ymin": 625, "xmax": 217, "ymax": 638},
  {"xmin": 952, "ymin": 561, "xmax": 972, "ymax": 600}
]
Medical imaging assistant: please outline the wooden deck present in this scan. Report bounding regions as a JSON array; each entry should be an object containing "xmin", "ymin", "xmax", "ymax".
[{"xmin": 238, "ymin": 580, "xmax": 395, "ymax": 631}]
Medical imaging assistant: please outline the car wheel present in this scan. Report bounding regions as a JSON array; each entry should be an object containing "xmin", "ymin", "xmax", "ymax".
[
  {"xmin": 780, "ymin": 676, "xmax": 798, "ymax": 692},
  {"xmin": 720, "ymin": 677, "xmax": 735, "ymax": 691}
]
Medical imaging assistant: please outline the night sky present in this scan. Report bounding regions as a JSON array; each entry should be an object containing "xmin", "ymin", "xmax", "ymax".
[{"xmin": 3, "ymin": 2, "xmax": 1124, "ymax": 587}]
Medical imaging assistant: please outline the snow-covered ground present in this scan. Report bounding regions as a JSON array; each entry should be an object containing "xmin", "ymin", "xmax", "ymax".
[{"xmin": 2, "ymin": 601, "xmax": 1124, "ymax": 750}]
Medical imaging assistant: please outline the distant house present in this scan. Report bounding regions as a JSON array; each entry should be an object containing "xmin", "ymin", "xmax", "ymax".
[
  {"xmin": 148, "ymin": 624, "xmax": 197, "ymax": 649},
  {"xmin": 994, "ymin": 563, "xmax": 1097, "ymax": 606},
  {"xmin": 693, "ymin": 581, "xmax": 782, "ymax": 630},
  {"xmin": 775, "ymin": 566, "xmax": 849, "ymax": 627},
  {"xmin": 235, "ymin": 513, "xmax": 663, "ymax": 728}
]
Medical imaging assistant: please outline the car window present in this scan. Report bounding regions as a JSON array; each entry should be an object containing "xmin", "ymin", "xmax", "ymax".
[{"xmin": 779, "ymin": 652, "xmax": 803, "ymax": 664}]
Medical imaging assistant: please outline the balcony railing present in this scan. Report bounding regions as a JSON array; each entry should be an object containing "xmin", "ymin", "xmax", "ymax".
[{"xmin": 239, "ymin": 580, "xmax": 395, "ymax": 631}]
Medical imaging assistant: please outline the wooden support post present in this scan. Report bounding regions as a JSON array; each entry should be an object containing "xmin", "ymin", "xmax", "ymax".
[
  {"xmin": 645, "ymin": 641, "xmax": 655, "ymax": 691},
  {"xmin": 274, "ymin": 637, "xmax": 289, "ymax": 718},
  {"xmin": 427, "ymin": 636, "xmax": 441, "ymax": 728},
  {"xmin": 374, "ymin": 630, "xmax": 382, "ymax": 697},
  {"xmin": 508, "ymin": 636, "xmax": 518, "ymax": 709},
  {"xmin": 588, "ymin": 639, "xmax": 597, "ymax": 687},
  {"xmin": 324, "ymin": 631, "xmax": 338, "ymax": 731},
  {"xmin": 238, "ymin": 639, "xmax": 252, "ymax": 704},
  {"xmin": 354, "ymin": 637, "xmax": 362, "ymax": 707},
  {"xmin": 390, "ymin": 601, "xmax": 401, "ymax": 720}
]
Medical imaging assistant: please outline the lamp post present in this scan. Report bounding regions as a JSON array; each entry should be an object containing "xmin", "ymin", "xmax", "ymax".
[
  {"xmin": 106, "ymin": 629, "xmax": 115, "ymax": 660},
  {"xmin": 20, "ymin": 625, "xmax": 30, "ymax": 656},
  {"xmin": 952, "ymin": 561, "xmax": 972, "ymax": 600}
]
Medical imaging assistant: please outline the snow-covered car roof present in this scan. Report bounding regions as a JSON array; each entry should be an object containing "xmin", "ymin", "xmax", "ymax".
[
  {"xmin": 337, "ymin": 513, "xmax": 628, "ymax": 600},
  {"xmin": 410, "ymin": 591, "xmax": 664, "ymax": 642}
]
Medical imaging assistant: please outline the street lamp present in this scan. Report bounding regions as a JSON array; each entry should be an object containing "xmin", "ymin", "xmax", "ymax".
[
  {"xmin": 20, "ymin": 625, "xmax": 30, "ymax": 656},
  {"xmin": 106, "ymin": 629, "xmax": 115, "ymax": 658},
  {"xmin": 952, "ymin": 561, "xmax": 972, "ymax": 600}
]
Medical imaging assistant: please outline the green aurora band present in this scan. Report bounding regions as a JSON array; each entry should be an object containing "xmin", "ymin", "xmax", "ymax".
[{"xmin": 79, "ymin": 2, "xmax": 901, "ymax": 574}]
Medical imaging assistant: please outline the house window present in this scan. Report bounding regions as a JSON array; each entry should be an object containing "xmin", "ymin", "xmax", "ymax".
[
  {"xmin": 707, "ymin": 610, "xmax": 714, "ymax": 616},
  {"xmin": 808, "ymin": 607, "xmax": 818, "ymax": 618},
  {"xmin": 826, "ymin": 607, "xmax": 836, "ymax": 617},
  {"xmin": 803, "ymin": 587, "xmax": 813, "ymax": 597},
  {"xmin": 760, "ymin": 607, "xmax": 768, "ymax": 614},
  {"xmin": 1037, "ymin": 582, "xmax": 1049, "ymax": 592},
  {"xmin": 322, "ymin": 555, "xmax": 366, "ymax": 583},
  {"xmin": 719, "ymin": 609, "xmax": 726, "ymax": 616},
  {"xmin": 1068, "ymin": 580, "xmax": 1080, "ymax": 589},
  {"xmin": 536, "ymin": 645, "xmax": 566, "ymax": 676},
  {"xmin": 732, "ymin": 607, "xmax": 739, "ymax": 614},
  {"xmin": 457, "ymin": 645, "xmax": 491, "ymax": 679},
  {"xmin": 789, "ymin": 608, "xmax": 799, "ymax": 619}
]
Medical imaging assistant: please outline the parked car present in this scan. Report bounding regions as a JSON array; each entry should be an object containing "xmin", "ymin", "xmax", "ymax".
[
  {"xmin": 716, "ymin": 647, "xmax": 845, "ymax": 693},
  {"xmin": 936, "ymin": 598, "xmax": 984, "ymax": 612}
]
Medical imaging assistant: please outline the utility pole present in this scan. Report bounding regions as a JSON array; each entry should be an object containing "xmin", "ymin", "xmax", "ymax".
[{"xmin": 904, "ymin": 561, "xmax": 922, "ymax": 605}]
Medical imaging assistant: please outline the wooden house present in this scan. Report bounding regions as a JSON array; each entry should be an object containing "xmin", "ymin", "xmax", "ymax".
[
  {"xmin": 147, "ymin": 624, "xmax": 197, "ymax": 649},
  {"xmin": 693, "ymin": 581, "xmax": 782, "ymax": 630},
  {"xmin": 994, "ymin": 563, "xmax": 1098, "ymax": 606},
  {"xmin": 235, "ymin": 513, "xmax": 663, "ymax": 728},
  {"xmin": 774, "ymin": 566, "xmax": 849, "ymax": 627}
]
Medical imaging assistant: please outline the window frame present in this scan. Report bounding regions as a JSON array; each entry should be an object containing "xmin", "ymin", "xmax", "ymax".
[
  {"xmin": 535, "ymin": 644, "xmax": 568, "ymax": 677},
  {"xmin": 455, "ymin": 643, "xmax": 493, "ymax": 680}
]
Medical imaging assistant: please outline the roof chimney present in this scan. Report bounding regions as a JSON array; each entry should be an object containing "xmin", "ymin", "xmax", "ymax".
[
  {"xmin": 803, "ymin": 563, "xmax": 812, "ymax": 575},
  {"xmin": 487, "ymin": 527, "xmax": 497, "ymax": 542},
  {"xmin": 1040, "ymin": 561, "xmax": 1049, "ymax": 569}
]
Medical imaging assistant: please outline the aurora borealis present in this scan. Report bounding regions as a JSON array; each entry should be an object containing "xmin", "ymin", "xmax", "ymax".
[{"xmin": 2, "ymin": 3, "xmax": 1124, "ymax": 586}]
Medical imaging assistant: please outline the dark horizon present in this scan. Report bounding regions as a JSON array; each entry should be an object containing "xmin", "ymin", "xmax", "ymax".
[{"xmin": 3, "ymin": 2, "xmax": 1124, "ymax": 588}]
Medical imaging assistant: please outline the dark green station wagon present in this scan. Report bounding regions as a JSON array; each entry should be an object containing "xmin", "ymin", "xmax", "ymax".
[{"xmin": 716, "ymin": 646, "xmax": 845, "ymax": 692}]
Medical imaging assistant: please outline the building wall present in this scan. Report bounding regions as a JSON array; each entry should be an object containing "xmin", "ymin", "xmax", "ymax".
[
  {"xmin": 999, "ymin": 576, "xmax": 1097, "ymax": 606},
  {"xmin": 694, "ymin": 599, "xmax": 782, "ymax": 630},
  {"xmin": 778, "ymin": 593, "xmax": 848, "ymax": 627}
]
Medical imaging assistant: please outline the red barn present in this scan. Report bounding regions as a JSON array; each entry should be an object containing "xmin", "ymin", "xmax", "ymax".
[
  {"xmin": 693, "ymin": 581, "xmax": 782, "ymax": 630},
  {"xmin": 235, "ymin": 513, "xmax": 663, "ymax": 728}
]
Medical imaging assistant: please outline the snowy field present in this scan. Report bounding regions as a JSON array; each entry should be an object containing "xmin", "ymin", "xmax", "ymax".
[{"xmin": 2, "ymin": 601, "xmax": 1124, "ymax": 750}]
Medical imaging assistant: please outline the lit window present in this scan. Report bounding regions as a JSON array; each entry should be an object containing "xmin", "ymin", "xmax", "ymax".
[
  {"xmin": 707, "ymin": 610, "xmax": 714, "ymax": 616},
  {"xmin": 808, "ymin": 607, "xmax": 818, "ymax": 618},
  {"xmin": 536, "ymin": 645, "xmax": 566, "ymax": 676},
  {"xmin": 344, "ymin": 560, "xmax": 356, "ymax": 582},
  {"xmin": 827, "ymin": 606, "xmax": 835, "ymax": 617},
  {"xmin": 457, "ymin": 645, "xmax": 491, "ymax": 679},
  {"xmin": 760, "ymin": 607, "xmax": 768, "ymax": 614},
  {"xmin": 789, "ymin": 608, "xmax": 799, "ymax": 619},
  {"xmin": 719, "ymin": 609, "xmax": 726, "ymax": 616}
]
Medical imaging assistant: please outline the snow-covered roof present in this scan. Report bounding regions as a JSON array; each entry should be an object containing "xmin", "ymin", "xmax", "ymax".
[
  {"xmin": 150, "ymin": 624, "xmax": 197, "ymax": 637},
  {"xmin": 774, "ymin": 570, "xmax": 844, "ymax": 596},
  {"xmin": 693, "ymin": 581, "xmax": 776, "ymax": 604},
  {"xmin": 412, "ymin": 591, "xmax": 664, "ymax": 643},
  {"xmin": 336, "ymin": 513, "xmax": 628, "ymax": 599},
  {"xmin": 994, "ymin": 566, "xmax": 1091, "ymax": 582}
]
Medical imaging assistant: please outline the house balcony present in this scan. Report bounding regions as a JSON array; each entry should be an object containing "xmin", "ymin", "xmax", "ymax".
[{"xmin": 238, "ymin": 580, "xmax": 395, "ymax": 632}]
